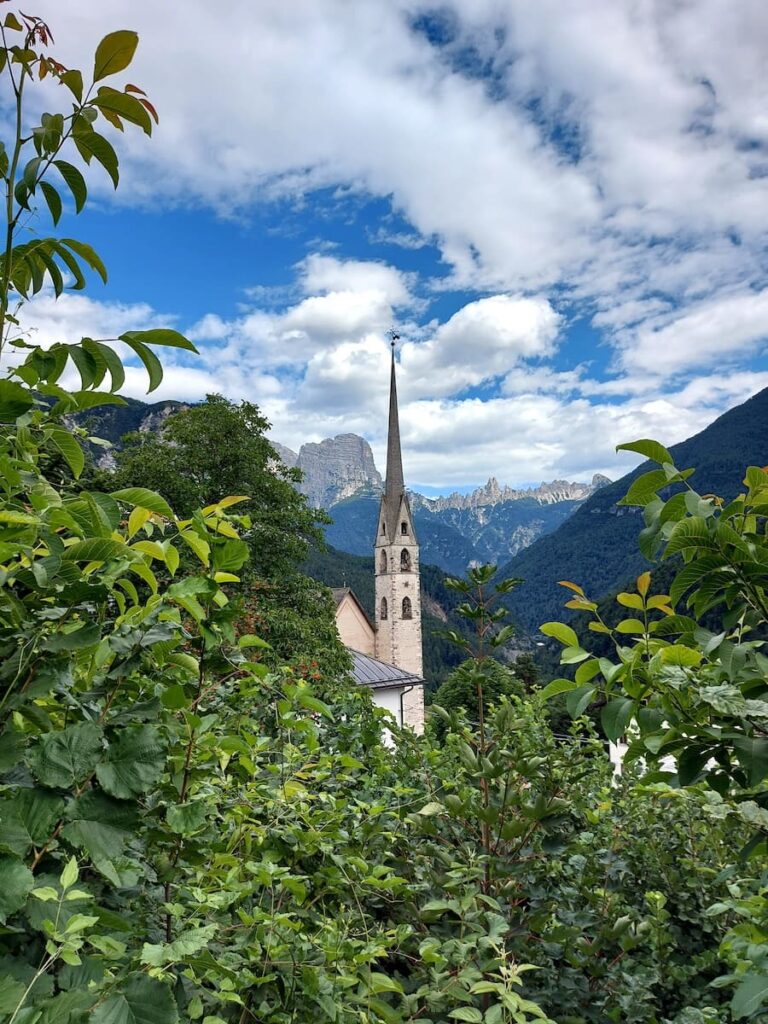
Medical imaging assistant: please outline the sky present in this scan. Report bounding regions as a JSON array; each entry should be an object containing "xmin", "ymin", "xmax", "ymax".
[{"xmin": 10, "ymin": 0, "xmax": 768, "ymax": 494}]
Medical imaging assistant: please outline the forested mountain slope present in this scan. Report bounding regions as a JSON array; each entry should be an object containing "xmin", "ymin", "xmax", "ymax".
[{"xmin": 500, "ymin": 386, "xmax": 768, "ymax": 632}]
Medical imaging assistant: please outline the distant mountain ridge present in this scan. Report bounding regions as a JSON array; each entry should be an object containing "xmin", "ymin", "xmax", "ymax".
[
  {"xmin": 499, "ymin": 386, "xmax": 768, "ymax": 634},
  {"xmin": 81, "ymin": 398, "xmax": 609, "ymax": 574}
]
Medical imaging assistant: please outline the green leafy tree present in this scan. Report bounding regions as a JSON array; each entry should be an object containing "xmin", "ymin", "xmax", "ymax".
[
  {"xmin": 108, "ymin": 394, "xmax": 351, "ymax": 683},
  {"xmin": 541, "ymin": 437, "xmax": 768, "ymax": 1020}
]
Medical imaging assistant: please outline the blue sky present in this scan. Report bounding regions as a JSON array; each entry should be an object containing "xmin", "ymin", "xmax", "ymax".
[{"xmin": 14, "ymin": 0, "xmax": 768, "ymax": 492}]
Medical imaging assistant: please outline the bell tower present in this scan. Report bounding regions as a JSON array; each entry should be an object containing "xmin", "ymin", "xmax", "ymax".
[{"xmin": 374, "ymin": 339, "xmax": 424, "ymax": 731}]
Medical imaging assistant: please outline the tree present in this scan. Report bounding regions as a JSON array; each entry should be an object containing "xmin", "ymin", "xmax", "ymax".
[
  {"xmin": 541, "ymin": 437, "xmax": 768, "ymax": 1020},
  {"xmin": 109, "ymin": 394, "xmax": 351, "ymax": 683}
]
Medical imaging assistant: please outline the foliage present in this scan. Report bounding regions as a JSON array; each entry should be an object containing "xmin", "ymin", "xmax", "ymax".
[
  {"xmin": 106, "ymin": 395, "xmax": 351, "ymax": 683},
  {"xmin": 430, "ymin": 658, "xmax": 524, "ymax": 739},
  {"xmin": 540, "ymin": 437, "xmax": 768, "ymax": 1019}
]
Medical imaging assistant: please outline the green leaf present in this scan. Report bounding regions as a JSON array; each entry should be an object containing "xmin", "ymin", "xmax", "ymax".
[
  {"xmin": 53, "ymin": 160, "xmax": 87, "ymax": 213},
  {"xmin": 47, "ymin": 426, "xmax": 85, "ymax": 479},
  {"xmin": 95, "ymin": 87, "xmax": 153, "ymax": 135},
  {"xmin": 733, "ymin": 737, "xmax": 768, "ymax": 787},
  {"xmin": 616, "ymin": 438, "xmax": 674, "ymax": 466},
  {"xmin": 39, "ymin": 181, "xmax": 62, "ymax": 225},
  {"xmin": 119, "ymin": 328, "xmax": 198, "ymax": 354},
  {"xmin": 62, "ymin": 538, "xmax": 126, "ymax": 563},
  {"xmin": 619, "ymin": 469, "xmax": 668, "ymax": 507},
  {"xmin": 0, "ymin": 976, "xmax": 26, "ymax": 1015},
  {"xmin": 0, "ymin": 856, "xmax": 34, "ymax": 924},
  {"xmin": 95, "ymin": 726, "xmax": 165, "ymax": 799},
  {"xmin": 60, "ymin": 856, "xmax": 78, "ymax": 891},
  {"xmin": 110, "ymin": 487, "xmax": 174, "ymax": 520},
  {"xmin": 61, "ymin": 239, "xmax": 107, "ymax": 284},
  {"xmin": 90, "ymin": 974, "xmax": 179, "ymax": 1024},
  {"xmin": 74, "ymin": 130, "xmax": 119, "ymax": 188},
  {"xmin": 93, "ymin": 30, "xmax": 139, "ymax": 82},
  {"xmin": 29, "ymin": 722, "xmax": 103, "ymax": 789},
  {"xmin": 601, "ymin": 698, "xmax": 635, "ymax": 742},
  {"xmin": 140, "ymin": 925, "xmax": 217, "ymax": 967},
  {"xmin": 732, "ymin": 973, "xmax": 768, "ymax": 1020},
  {"xmin": 449, "ymin": 1009, "xmax": 483, "ymax": 1023},
  {"xmin": 540, "ymin": 622, "xmax": 578, "ymax": 648},
  {"xmin": 166, "ymin": 802, "xmax": 207, "ymax": 835},
  {"xmin": 367, "ymin": 973, "xmax": 404, "ymax": 995},
  {"xmin": 417, "ymin": 802, "xmax": 444, "ymax": 816},
  {"xmin": 0, "ymin": 380, "xmax": 34, "ymax": 421},
  {"xmin": 566, "ymin": 685, "xmax": 595, "ymax": 719},
  {"xmin": 538, "ymin": 678, "xmax": 578, "ymax": 700},
  {"xmin": 664, "ymin": 516, "xmax": 712, "ymax": 557},
  {"xmin": 121, "ymin": 337, "xmax": 162, "ymax": 392}
]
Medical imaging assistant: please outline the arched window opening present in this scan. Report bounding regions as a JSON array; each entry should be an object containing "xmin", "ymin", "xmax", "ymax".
[
  {"xmin": 379, "ymin": 550, "xmax": 387, "ymax": 573},
  {"xmin": 400, "ymin": 548, "xmax": 411, "ymax": 571},
  {"xmin": 380, "ymin": 597, "xmax": 388, "ymax": 620},
  {"xmin": 402, "ymin": 596, "xmax": 412, "ymax": 619},
  {"xmin": 381, "ymin": 521, "xmax": 386, "ymax": 535},
  {"xmin": 401, "ymin": 521, "xmax": 408, "ymax": 535}
]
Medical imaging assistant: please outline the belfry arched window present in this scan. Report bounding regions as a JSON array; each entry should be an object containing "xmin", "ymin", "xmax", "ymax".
[
  {"xmin": 402, "ymin": 596, "xmax": 412, "ymax": 619},
  {"xmin": 380, "ymin": 597, "xmax": 388, "ymax": 620},
  {"xmin": 400, "ymin": 548, "xmax": 411, "ymax": 571},
  {"xmin": 381, "ymin": 521, "xmax": 386, "ymax": 535},
  {"xmin": 401, "ymin": 521, "xmax": 408, "ymax": 535},
  {"xmin": 379, "ymin": 550, "xmax": 387, "ymax": 573}
]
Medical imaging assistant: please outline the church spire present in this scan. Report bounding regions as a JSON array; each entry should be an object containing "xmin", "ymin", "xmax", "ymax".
[{"xmin": 384, "ymin": 338, "xmax": 405, "ymax": 513}]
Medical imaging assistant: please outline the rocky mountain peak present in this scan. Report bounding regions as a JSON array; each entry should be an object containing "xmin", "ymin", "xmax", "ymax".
[{"xmin": 293, "ymin": 433, "xmax": 383, "ymax": 508}]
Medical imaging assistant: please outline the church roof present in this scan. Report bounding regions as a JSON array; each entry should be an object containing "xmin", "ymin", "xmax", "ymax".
[
  {"xmin": 380, "ymin": 343, "xmax": 416, "ymax": 543},
  {"xmin": 332, "ymin": 587, "xmax": 375, "ymax": 631},
  {"xmin": 349, "ymin": 649, "xmax": 424, "ymax": 689}
]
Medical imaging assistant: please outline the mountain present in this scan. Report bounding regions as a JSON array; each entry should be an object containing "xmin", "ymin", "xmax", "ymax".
[
  {"xmin": 79, "ymin": 397, "xmax": 607, "ymax": 573},
  {"xmin": 499, "ymin": 386, "xmax": 768, "ymax": 633},
  {"xmin": 287, "ymin": 433, "xmax": 383, "ymax": 508}
]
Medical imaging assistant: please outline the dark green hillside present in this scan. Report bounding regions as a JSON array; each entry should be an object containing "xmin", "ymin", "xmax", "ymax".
[
  {"xmin": 302, "ymin": 543, "xmax": 470, "ymax": 689},
  {"xmin": 74, "ymin": 396, "xmax": 185, "ymax": 446},
  {"xmin": 501, "ymin": 386, "xmax": 768, "ymax": 631}
]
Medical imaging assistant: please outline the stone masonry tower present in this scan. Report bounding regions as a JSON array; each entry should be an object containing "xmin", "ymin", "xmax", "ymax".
[{"xmin": 374, "ymin": 342, "xmax": 425, "ymax": 731}]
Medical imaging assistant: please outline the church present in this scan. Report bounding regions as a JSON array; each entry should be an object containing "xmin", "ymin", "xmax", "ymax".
[{"xmin": 333, "ymin": 343, "xmax": 426, "ymax": 733}]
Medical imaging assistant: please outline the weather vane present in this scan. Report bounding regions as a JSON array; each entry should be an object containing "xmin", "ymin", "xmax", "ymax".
[{"xmin": 387, "ymin": 327, "xmax": 400, "ymax": 351}]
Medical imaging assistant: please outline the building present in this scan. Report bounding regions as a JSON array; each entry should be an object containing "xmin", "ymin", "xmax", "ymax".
[{"xmin": 333, "ymin": 344, "xmax": 426, "ymax": 732}]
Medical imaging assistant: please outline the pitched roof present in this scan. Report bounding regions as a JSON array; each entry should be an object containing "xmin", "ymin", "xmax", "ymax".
[
  {"xmin": 332, "ymin": 587, "xmax": 375, "ymax": 632},
  {"xmin": 349, "ymin": 649, "xmax": 424, "ymax": 689}
]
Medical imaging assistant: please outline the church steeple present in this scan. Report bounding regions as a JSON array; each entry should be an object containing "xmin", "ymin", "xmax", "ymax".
[
  {"xmin": 374, "ymin": 337, "xmax": 424, "ymax": 731},
  {"xmin": 383, "ymin": 342, "xmax": 405, "ymax": 527}
]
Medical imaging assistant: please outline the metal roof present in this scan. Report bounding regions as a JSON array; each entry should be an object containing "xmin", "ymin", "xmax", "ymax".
[{"xmin": 349, "ymin": 649, "xmax": 424, "ymax": 689}]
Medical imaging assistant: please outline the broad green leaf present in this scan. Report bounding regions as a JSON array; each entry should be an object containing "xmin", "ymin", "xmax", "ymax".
[
  {"xmin": 94, "ymin": 87, "xmax": 153, "ymax": 135},
  {"xmin": 616, "ymin": 438, "xmax": 674, "ymax": 466},
  {"xmin": 238, "ymin": 634, "xmax": 270, "ymax": 649},
  {"xmin": 47, "ymin": 426, "xmax": 84, "ymax": 479},
  {"xmin": 90, "ymin": 974, "xmax": 179, "ymax": 1024},
  {"xmin": 53, "ymin": 160, "xmax": 87, "ymax": 213},
  {"xmin": 619, "ymin": 469, "xmax": 668, "ymax": 507},
  {"xmin": 601, "ymin": 698, "xmax": 635, "ymax": 742},
  {"xmin": 95, "ymin": 726, "xmax": 165, "ymax": 799},
  {"xmin": 733, "ymin": 737, "xmax": 768, "ymax": 787},
  {"xmin": 732, "ymin": 973, "xmax": 768, "ymax": 1020},
  {"xmin": 39, "ymin": 180, "xmax": 62, "ymax": 225},
  {"xmin": 367, "ymin": 973, "xmax": 404, "ymax": 995},
  {"xmin": 617, "ymin": 592, "xmax": 643, "ymax": 609},
  {"xmin": 121, "ymin": 337, "xmax": 162, "ymax": 392},
  {"xmin": 60, "ymin": 856, "xmax": 78, "ymax": 891},
  {"xmin": 0, "ymin": 976, "xmax": 26, "ymax": 1015},
  {"xmin": 62, "ymin": 538, "xmax": 126, "ymax": 562},
  {"xmin": 540, "ymin": 622, "xmax": 578, "ymax": 648},
  {"xmin": 664, "ymin": 516, "xmax": 712, "ymax": 557},
  {"xmin": 0, "ymin": 856, "xmax": 34, "ymax": 924},
  {"xmin": 417, "ymin": 802, "xmax": 444, "ymax": 816},
  {"xmin": 28, "ymin": 722, "xmax": 103, "ymax": 789},
  {"xmin": 449, "ymin": 1009, "xmax": 483, "ymax": 1023},
  {"xmin": 566, "ymin": 684, "xmax": 595, "ymax": 719},
  {"xmin": 166, "ymin": 801, "xmax": 207, "ymax": 835},
  {"xmin": 140, "ymin": 924, "xmax": 217, "ymax": 967},
  {"xmin": 94, "ymin": 30, "xmax": 139, "ymax": 82},
  {"xmin": 61, "ymin": 239, "xmax": 107, "ymax": 284},
  {"xmin": 119, "ymin": 328, "xmax": 198, "ymax": 354},
  {"xmin": 538, "ymin": 678, "xmax": 578, "ymax": 700},
  {"xmin": 0, "ymin": 379, "xmax": 34, "ymax": 421},
  {"xmin": 0, "ymin": 789, "xmax": 64, "ymax": 856},
  {"xmin": 111, "ymin": 487, "xmax": 174, "ymax": 520}
]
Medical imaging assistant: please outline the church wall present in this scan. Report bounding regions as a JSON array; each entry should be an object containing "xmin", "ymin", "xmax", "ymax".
[{"xmin": 335, "ymin": 597, "xmax": 375, "ymax": 656}]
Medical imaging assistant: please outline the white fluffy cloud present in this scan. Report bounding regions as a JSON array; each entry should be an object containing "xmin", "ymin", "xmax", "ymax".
[{"xmin": 14, "ymin": 2, "xmax": 768, "ymax": 487}]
